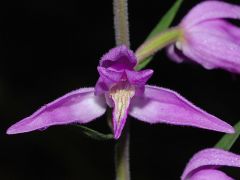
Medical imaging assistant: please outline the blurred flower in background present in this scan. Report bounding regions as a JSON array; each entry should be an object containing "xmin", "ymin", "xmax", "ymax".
[
  {"xmin": 181, "ymin": 148, "xmax": 240, "ymax": 180},
  {"xmin": 168, "ymin": 1, "xmax": 240, "ymax": 73}
]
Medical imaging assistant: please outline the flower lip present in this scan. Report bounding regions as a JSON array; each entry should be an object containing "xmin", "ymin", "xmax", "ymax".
[{"xmin": 109, "ymin": 82, "xmax": 135, "ymax": 139}]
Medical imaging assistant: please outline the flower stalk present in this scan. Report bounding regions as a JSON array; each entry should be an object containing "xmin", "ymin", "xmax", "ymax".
[
  {"xmin": 135, "ymin": 27, "xmax": 182, "ymax": 65},
  {"xmin": 115, "ymin": 123, "xmax": 130, "ymax": 180},
  {"xmin": 113, "ymin": 0, "xmax": 131, "ymax": 179},
  {"xmin": 113, "ymin": 0, "xmax": 130, "ymax": 47}
]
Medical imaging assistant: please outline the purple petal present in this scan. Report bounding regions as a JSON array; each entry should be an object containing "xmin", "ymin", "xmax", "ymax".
[
  {"xmin": 125, "ymin": 69, "xmax": 153, "ymax": 86},
  {"xmin": 129, "ymin": 85, "xmax": 234, "ymax": 133},
  {"xmin": 96, "ymin": 67, "xmax": 153, "ymax": 95},
  {"xmin": 95, "ymin": 78, "xmax": 109, "ymax": 96},
  {"xmin": 188, "ymin": 169, "xmax": 233, "ymax": 180},
  {"xmin": 181, "ymin": 1, "xmax": 240, "ymax": 28},
  {"xmin": 98, "ymin": 67, "xmax": 124, "ymax": 83},
  {"xmin": 166, "ymin": 45, "xmax": 185, "ymax": 63},
  {"xmin": 7, "ymin": 88, "xmax": 107, "ymax": 134},
  {"xmin": 182, "ymin": 21, "xmax": 240, "ymax": 72},
  {"xmin": 181, "ymin": 148, "xmax": 240, "ymax": 180},
  {"xmin": 97, "ymin": 67, "xmax": 125, "ymax": 91},
  {"xmin": 188, "ymin": 20, "xmax": 240, "ymax": 44},
  {"xmin": 100, "ymin": 45, "xmax": 137, "ymax": 70}
]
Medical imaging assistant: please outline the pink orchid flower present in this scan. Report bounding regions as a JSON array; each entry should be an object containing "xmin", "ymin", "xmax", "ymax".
[
  {"xmin": 7, "ymin": 46, "xmax": 234, "ymax": 139},
  {"xmin": 182, "ymin": 148, "xmax": 240, "ymax": 180},
  {"xmin": 168, "ymin": 1, "xmax": 240, "ymax": 73}
]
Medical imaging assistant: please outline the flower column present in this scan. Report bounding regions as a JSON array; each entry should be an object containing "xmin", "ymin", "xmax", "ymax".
[{"xmin": 113, "ymin": 0, "xmax": 131, "ymax": 180}]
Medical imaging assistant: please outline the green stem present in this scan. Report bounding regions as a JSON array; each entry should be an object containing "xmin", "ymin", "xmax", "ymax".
[
  {"xmin": 113, "ymin": 0, "xmax": 130, "ymax": 47},
  {"xmin": 115, "ymin": 122, "xmax": 130, "ymax": 180},
  {"xmin": 135, "ymin": 27, "xmax": 182, "ymax": 68},
  {"xmin": 113, "ymin": 0, "xmax": 131, "ymax": 180}
]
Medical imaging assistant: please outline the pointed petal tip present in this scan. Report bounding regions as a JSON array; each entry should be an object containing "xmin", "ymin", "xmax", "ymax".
[
  {"xmin": 194, "ymin": 117, "xmax": 235, "ymax": 134},
  {"xmin": 114, "ymin": 133, "xmax": 120, "ymax": 140},
  {"xmin": 216, "ymin": 121, "xmax": 235, "ymax": 134},
  {"xmin": 6, "ymin": 127, "xmax": 14, "ymax": 135},
  {"xmin": 226, "ymin": 126, "xmax": 235, "ymax": 134},
  {"xmin": 6, "ymin": 126, "xmax": 25, "ymax": 135},
  {"xmin": 113, "ymin": 123, "xmax": 123, "ymax": 140},
  {"xmin": 147, "ymin": 69, "xmax": 154, "ymax": 76},
  {"xmin": 6, "ymin": 123, "xmax": 20, "ymax": 135},
  {"xmin": 6, "ymin": 121, "xmax": 35, "ymax": 135}
]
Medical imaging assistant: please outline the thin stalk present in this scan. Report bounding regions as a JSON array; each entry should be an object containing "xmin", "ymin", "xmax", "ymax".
[
  {"xmin": 115, "ymin": 122, "xmax": 130, "ymax": 180},
  {"xmin": 113, "ymin": 0, "xmax": 130, "ymax": 47},
  {"xmin": 135, "ymin": 27, "xmax": 182, "ymax": 64},
  {"xmin": 113, "ymin": 0, "xmax": 131, "ymax": 180}
]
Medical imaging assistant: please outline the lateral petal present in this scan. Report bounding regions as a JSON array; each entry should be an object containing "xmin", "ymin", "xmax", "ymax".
[
  {"xmin": 129, "ymin": 85, "xmax": 234, "ymax": 133},
  {"xmin": 125, "ymin": 69, "xmax": 153, "ymax": 86},
  {"xmin": 7, "ymin": 88, "xmax": 107, "ymax": 134}
]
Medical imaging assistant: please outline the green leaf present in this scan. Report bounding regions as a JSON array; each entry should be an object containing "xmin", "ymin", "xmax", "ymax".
[
  {"xmin": 77, "ymin": 125, "xmax": 114, "ymax": 141},
  {"xmin": 136, "ymin": 0, "xmax": 183, "ymax": 70},
  {"xmin": 148, "ymin": 0, "xmax": 183, "ymax": 39},
  {"xmin": 214, "ymin": 120, "xmax": 240, "ymax": 151}
]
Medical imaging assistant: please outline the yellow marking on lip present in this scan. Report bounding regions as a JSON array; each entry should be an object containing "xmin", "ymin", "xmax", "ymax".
[{"xmin": 110, "ymin": 84, "xmax": 135, "ymax": 124}]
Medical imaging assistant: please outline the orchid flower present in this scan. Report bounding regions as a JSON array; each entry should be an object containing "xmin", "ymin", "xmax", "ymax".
[
  {"xmin": 167, "ymin": 1, "xmax": 240, "ymax": 73},
  {"xmin": 181, "ymin": 148, "xmax": 240, "ymax": 180},
  {"xmin": 7, "ymin": 46, "xmax": 234, "ymax": 139}
]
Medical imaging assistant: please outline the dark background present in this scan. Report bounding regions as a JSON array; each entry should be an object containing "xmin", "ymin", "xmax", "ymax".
[{"xmin": 1, "ymin": 0, "xmax": 240, "ymax": 179}]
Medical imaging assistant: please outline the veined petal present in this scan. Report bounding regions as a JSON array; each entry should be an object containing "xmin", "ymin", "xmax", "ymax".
[
  {"xmin": 189, "ymin": 20, "xmax": 240, "ymax": 44},
  {"xmin": 182, "ymin": 28, "xmax": 240, "ymax": 72},
  {"xmin": 188, "ymin": 169, "xmax": 233, "ymax": 180},
  {"xmin": 109, "ymin": 83, "xmax": 135, "ymax": 139},
  {"xmin": 100, "ymin": 45, "xmax": 137, "ymax": 70},
  {"xmin": 129, "ymin": 85, "xmax": 234, "ymax": 133},
  {"xmin": 181, "ymin": 148, "xmax": 240, "ymax": 180},
  {"xmin": 7, "ymin": 88, "xmax": 107, "ymax": 134},
  {"xmin": 183, "ymin": 20, "xmax": 240, "ymax": 69},
  {"xmin": 181, "ymin": 1, "xmax": 240, "ymax": 28},
  {"xmin": 97, "ymin": 67, "xmax": 124, "ymax": 85}
]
